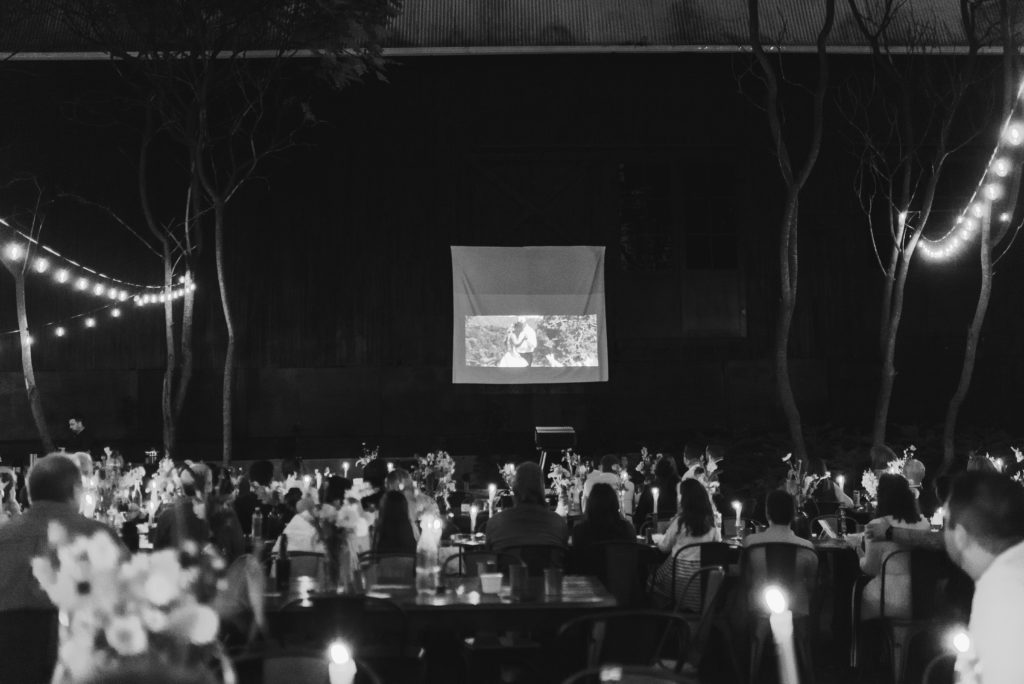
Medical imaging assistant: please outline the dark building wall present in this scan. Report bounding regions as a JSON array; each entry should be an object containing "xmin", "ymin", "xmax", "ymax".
[{"xmin": 0, "ymin": 53, "xmax": 1017, "ymax": 461}]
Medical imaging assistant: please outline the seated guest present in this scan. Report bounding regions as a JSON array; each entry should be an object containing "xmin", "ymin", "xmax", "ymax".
[
  {"xmin": 858, "ymin": 474, "xmax": 930, "ymax": 619},
  {"xmin": 743, "ymin": 490, "xmax": 814, "ymax": 551},
  {"xmin": 322, "ymin": 475, "xmax": 351, "ymax": 508},
  {"xmin": 572, "ymin": 483, "xmax": 635, "ymax": 557},
  {"xmin": 154, "ymin": 462, "xmax": 212, "ymax": 551},
  {"xmin": 486, "ymin": 462, "xmax": 568, "ymax": 552},
  {"xmin": 944, "ymin": 472, "xmax": 1024, "ymax": 684},
  {"xmin": 0, "ymin": 454, "xmax": 123, "ymax": 684},
  {"xmin": 652, "ymin": 479, "xmax": 721, "ymax": 610},
  {"xmin": 805, "ymin": 457, "xmax": 854, "ymax": 511},
  {"xmin": 374, "ymin": 490, "xmax": 417, "ymax": 555},
  {"xmin": 634, "ymin": 457, "xmax": 681, "ymax": 529},
  {"xmin": 360, "ymin": 459, "xmax": 388, "ymax": 512},
  {"xmin": 582, "ymin": 454, "xmax": 623, "ymax": 512},
  {"xmin": 208, "ymin": 467, "xmax": 245, "ymax": 564},
  {"xmin": 271, "ymin": 494, "xmax": 324, "ymax": 555}
]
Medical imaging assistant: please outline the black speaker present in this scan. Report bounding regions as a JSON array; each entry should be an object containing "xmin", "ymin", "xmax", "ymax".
[{"xmin": 534, "ymin": 426, "xmax": 576, "ymax": 451}]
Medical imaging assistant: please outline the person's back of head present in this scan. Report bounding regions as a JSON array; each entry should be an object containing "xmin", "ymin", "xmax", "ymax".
[
  {"xmin": 513, "ymin": 462, "xmax": 546, "ymax": 505},
  {"xmin": 376, "ymin": 490, "xmax": 415, "ymax": 552},
  {"xmin": 947, "ymin": 471, "xmax": 1024, "ymax": 558},
  {"xmin": 362, "ymin": 459, "xmax": 387, "ymax": 490},
  {"xmin": 654, "ymin": 457, "xmax": 679, "ymax": 483},
  {"xmin": 876, "ymin": 474, "xmax": 921, "ymax": 524},
  {"xmin": 599, "ymin": 453, "xmax": 619, "ymax": 473},
  {"xmin": 683, "ymin": 443, "xmax": 702, "ymax": 466},
  {"xmin": 323, "ymin": 476, "xmax": 350, "ymax": 506},
  {"xmin": 29, "ymin": 453, "xmax": 82, "ymax": 505},
  {"xmin": 585, "ymin": 483, "xmax": 621, "ymax": 529},
  {"xmin": 765, "ymin": 489, "xmax": 796, "ymax": 527},
  {"xmin": 677, "ymin": 479, "xmax": 713, "ymax": 537},
  {"xmin": 870, "ymin": 444, "xmax": 898, "ymax": 471},
  {"xmin": 386, "ymin": 468, "xmax": 413, "ymax": 492},
  {"xmin": 248, "ymin": 460, "xmax": 274, "ymax": 487}
]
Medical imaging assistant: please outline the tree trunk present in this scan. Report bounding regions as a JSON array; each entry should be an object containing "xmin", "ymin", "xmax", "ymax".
[
  {"xmin": 213, "ymin": 198, "xmax": 235, "ymax": 465},
  {"xmin": 14, "ymin": 273, "xmax": 53, "ymax": 452},
  {"xmin": 160, "ymin": 243, "xmax": 177, "ymax": 458},
  {"xmin": 942, "ymin": 215, "xmax": 993, "ymax": 469},
  {"xmin": 775, "ymin": 193, "xmax": 808, "ymax": 461},
  {"xmin": 174, "ymin": 283, "xmax": 195, "ymax": 422},
  {"xmin": 871, "ymin": 215, "xmax": 907, "ymax": 447}
]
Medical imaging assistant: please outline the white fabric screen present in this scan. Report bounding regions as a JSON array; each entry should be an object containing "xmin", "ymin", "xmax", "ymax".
[{"xmin": 451, "ymin": 246, "xmax": 608, "ymax": 384}]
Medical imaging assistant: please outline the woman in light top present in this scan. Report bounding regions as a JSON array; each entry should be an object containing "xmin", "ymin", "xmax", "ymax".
[
  {"xmin": 652, "ymin": 478, "xmax": 721, "ymax": 610},
  {"xmin": 859, "ymin": 474, "xmax": 931, "ymax": 619}
]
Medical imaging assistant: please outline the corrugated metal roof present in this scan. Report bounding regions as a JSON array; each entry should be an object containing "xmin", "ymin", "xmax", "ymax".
[{"xmin": 1, "ymin": 0, "xmax": 1019, "ymax": 58}]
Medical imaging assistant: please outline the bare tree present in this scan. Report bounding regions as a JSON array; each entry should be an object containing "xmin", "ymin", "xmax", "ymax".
[
  {"xmin": 843, "ymin": 0, "xmax": 992, "ymax": 449},
  {"xmin": 942, "ymin": 0, "xmax": 1023, "ymax": 468},
  {"xmin": 58, "ymin": 0, "xmax": 399, "ymax": 463},
  {"xmin": 745, "ymin": 0, "xmax": 837, "ymax": 462},
  {"xmin": 0, "ymin": 179, "xmax": 54, "ymax": 451}
]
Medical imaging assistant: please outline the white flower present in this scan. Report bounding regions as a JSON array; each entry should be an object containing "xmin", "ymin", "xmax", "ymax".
[
  {"xmin": 105, "ymin": 615, "xmax": 148, "ymax": 656},
  {"xmin": 168, "ymin": 604, "xmax": 219, "ymax": 644},
  {"xmin": 141, "ymin": 606, "xmax": 170, "ymax": 633},
  {"xmin": 60, "ymin": 633, "xmax": 97, "ymax": 680},
  {"xmin": 85, "ymin": 532, "xmax": 121, "ymax": 572}
]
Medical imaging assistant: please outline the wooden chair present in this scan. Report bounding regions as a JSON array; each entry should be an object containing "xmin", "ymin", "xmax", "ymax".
[
  {"xmin": 740, "ymin": 543, "xmax": 820, "ymax": 684},
  {"xmin": 870, "ymin": 548, "xmax": 952, "ymax": 684},
  {"xmin": 664, "ymin": 542, "xmax": 735, "ymax": 611},
  {"xmin": 578, "ymin": 540, "xmax": 646, "ymax": 607},
  {"xmin": 440, "ymin": 549, "xmax": 524, "ymax": 577},
  {"xmin": 359, "ymin": 552, "xmax": 416, "ymax": 586},
  {"xmin": 550, "ymin": 610, "xmax": 691, "ymax": 682}
]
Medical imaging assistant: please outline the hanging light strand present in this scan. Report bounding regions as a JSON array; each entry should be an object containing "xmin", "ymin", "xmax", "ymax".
[
  {"xmin": 0, "ymin": 218, "xmax": 196, "ymax": 303},
  {"xmin": 918, "ymin": 78, "xmax": 1024, "ymax": 261},
  {"xmin": 0, "ymin": 302, "xmax": 127, "ymax": 342}
]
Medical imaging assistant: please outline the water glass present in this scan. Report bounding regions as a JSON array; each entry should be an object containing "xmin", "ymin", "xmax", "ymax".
[
  {"xmin": 543, "ymin": 568, "xmax": 563, "ymax": 597},
  {"xmin": 509, "ymin": 565, "xmax": 528, "ymax": 600}
]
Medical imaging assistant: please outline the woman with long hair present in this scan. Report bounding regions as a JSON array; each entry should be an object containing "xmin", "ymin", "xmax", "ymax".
[
  {"xmin": 572, "ymin": 483, "xmax": 635, "ymax": 556},
  {"xmin": 373, "ymin": 490, "xmax": 417, "ymax": 555},
  {"xmin": 652, "ymin": 479, "xmax": 721, "ymax": 609},
  {"xmin": 859, "ymin": 474, "xmax": 930, "ymax": 619},
  {"xmin": 633, "ymin": 456, "xmax": 681, "ymax": 527}
]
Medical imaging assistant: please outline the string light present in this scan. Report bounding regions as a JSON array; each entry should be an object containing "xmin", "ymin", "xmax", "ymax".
[
  {"xmin": 75, "ymin": 277, "xmax": 88, "ymax": 291},
  {"xmin": 919, "ymin": 77, "xmax": 1024, "ymax": 261},
  {"xmin": 6, "ymin": 243, "xmax": 22, "ymax": 260},
  {"xmin": 84, "ymin": 318, "xmax": 95, "ymax": 328},
  {"xmin": 33, "ymin": 258, "xmax": 49, "ymax": 273},
  {"xmin": 92, "ymin": 283, "xmax": 105, "ymax": 297},
  {"xmin": 111, "ymin": 308, "xmax": 121, "ymax": 318},
  {"xmin": 55, "ymin": 327, "xmax": 65, "ymax": 337},
  {"xmin": 55, "ymin": 269, "xmax": 69, "ymax": 283}
]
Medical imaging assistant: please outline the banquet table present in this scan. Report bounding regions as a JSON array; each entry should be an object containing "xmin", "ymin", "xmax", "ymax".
[{"xmin": 266, "ymin": 574, "xmax": 617, "ymax": 634}]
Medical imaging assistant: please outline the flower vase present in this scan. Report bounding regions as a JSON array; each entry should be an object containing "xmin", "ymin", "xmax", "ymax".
[
  {"xmin": 327, "ymin": 534, "xmax": 357, "ymax": 594},
  {"xmin": 556, "ymin": 491, "xmax": 569, "ymax": 517}
]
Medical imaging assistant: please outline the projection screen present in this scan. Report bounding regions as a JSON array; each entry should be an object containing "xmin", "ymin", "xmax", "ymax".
[{"xmin": 451, "ymin": 246, "xmax": 608, "ymax": 384}]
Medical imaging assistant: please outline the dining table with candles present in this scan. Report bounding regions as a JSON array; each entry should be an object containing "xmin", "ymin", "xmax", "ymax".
[{"xmin": 265, "ymin": 573, "xmax": 617, "ymax": 635}]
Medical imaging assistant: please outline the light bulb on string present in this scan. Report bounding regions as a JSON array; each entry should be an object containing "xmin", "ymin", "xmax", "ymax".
[
  {"xmin": 6, "ymin": 243, "xmax": 22, "ymax": 260},
  {"xmin": 970, "ymin": 203, "xmax": 986, "ymax": 218},
  {"xmin": 76, "ymin": 278, "xmax": 88, "ymax": 291},
  {"xmin": 993, "ymin": 158, "xmax": 1013, "ymax": 177},
  {"xmin": 107, "ymin": 289, "xmax": 118, "ymax": 300},
  {"xmin": 34, "ymin": 258, "xmax": 49, "ymax": 273},
  {"xmin": 1005, "ymin": 121, "xmax": 1024, "ymax": 146},
  {"xmin": 25, "ymin": 335, "xmax": 33, "ymax": 346},
  {"xmin": 92, "ymin": 283, "xmax": 105, "ymax": 297},
  {"xmin": 111, "ymin": 308, "xmax": 121, "ymax": 318},
  {"xmin": 55, "ymin": 327, "xmax": 66, "ymax": 337},
  {"xmin": 178, "ymin": 275, "xmax": 186, "ymax": 284},
  {"xmin": 983, "ymin": 184, "xmax": 1004, "ymax": 201},
  {"xmin": 56, "ymin": 269, "xmax": 69, "ymax": 284},
  {"xmin": 117, "ymin": 292, "xmax": 127, "ymax": 302},
  {"xmin": 84, "ymin": 318, "xmax": 95, "ymax": 328},
  {"xmin": 1000, "ymin": 212, "xmax": 1012, "ymax": 222}
]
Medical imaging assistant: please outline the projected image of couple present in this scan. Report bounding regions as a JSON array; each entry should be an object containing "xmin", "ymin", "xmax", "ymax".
[{"xmin": 499, "ymin": 316, "xmax": 539, "ymax": 368}]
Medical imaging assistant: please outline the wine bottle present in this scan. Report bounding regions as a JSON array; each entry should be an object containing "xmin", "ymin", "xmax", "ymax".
[{"xmin": 276, "ymin": 533, "xmax": 291, "ymax": 592}]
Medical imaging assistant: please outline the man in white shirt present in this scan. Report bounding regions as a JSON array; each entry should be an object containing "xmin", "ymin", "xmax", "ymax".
[
  {"xmin": 511, "ymin": 317, "xmax": 538, "ymax": 366},
  {"xmin": 582, "ymin": 454, "xmax": 624, "ymax": 512},
  {"xmin": 944, "ymin": 472, "xmax": 1024, "ymax": 684},
  {"xmin": 743, "ymin": 490, "xmax": 814, "ymax": 551}
]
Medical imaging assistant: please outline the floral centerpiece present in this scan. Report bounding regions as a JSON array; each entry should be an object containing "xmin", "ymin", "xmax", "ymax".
[
  {"xmin": 548, "ymin": 449, "xmax": 590, "ymax": 515},
  {"xmin": 313, "ymin": 498, "xmax": 373, "ymax": 593},
  {"xmin": 355, "ymin": 443, "xmax": 380, "ymax": 470},
  {"xmin": 634, "ymin": 447, "xmax": 660, "ymax": 485},
  {"xmin": 499, "ymin": 463, "xmax": 517, "ymax": 492},
  {"xmin": 861, "ymin": 471, "xmax": 879, "ymax": 501},
  {"xmin": 32, "ymin": 524, "xmax": 231, "ymax": 683},
  {"xmin": 413, "ymin": 451, "xmax": 456, "ymax": 509}
]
